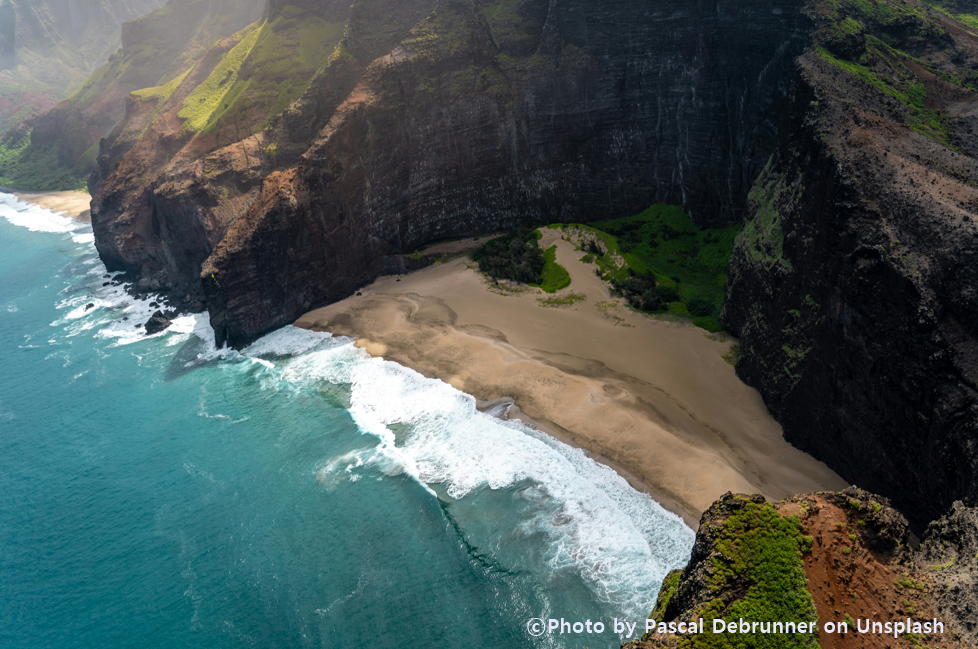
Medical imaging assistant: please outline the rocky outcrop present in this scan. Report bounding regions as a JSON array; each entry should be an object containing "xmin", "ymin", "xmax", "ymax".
[
  {"xmin": 919, "ymin": 501, "xmax": 978, "ymax": 645},
  {"xmin": 625, "ymin": 489, "xmax": 973, "ymax": 649},
  {"xmin": 144, "ymin": 310, "xmax": 172, "ymax": 334},
  {"xmin": 723, "ymin": 0, "xmax": 978, "ymax": 530}
]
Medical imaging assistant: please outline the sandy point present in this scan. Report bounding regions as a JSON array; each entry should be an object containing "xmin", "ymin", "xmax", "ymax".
[
  {"xmin": 295, "ymin": 229, "xmax": 848, "ymax": 528},
  {"xmin": 1, "ymin": 186, "xmax": 92, "ymax": 222}
]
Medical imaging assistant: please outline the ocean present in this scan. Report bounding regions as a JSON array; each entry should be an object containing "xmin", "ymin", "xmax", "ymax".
[{"xmin": 0, "ymin": 192, "xmax": 694, "ymax": 648}]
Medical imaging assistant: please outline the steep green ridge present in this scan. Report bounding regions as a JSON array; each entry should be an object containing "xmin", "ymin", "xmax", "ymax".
[
  {"xmin": 0, "ymin": 0, "xmax": 165, "ymax": 134},
  {"xmin": 816, "ymin": 0, "xmax": 978, "ymax": 149},
  {"xmin": 70, "ymin": 0, "xmax": 259, "ymax": 114},
  {"xmin": 0, "ymin": 0, "xmax": 262, "ymax": 191},
  {"xmin": 179, "ymin": 8, "xmax": 345, "ymax": 138}
]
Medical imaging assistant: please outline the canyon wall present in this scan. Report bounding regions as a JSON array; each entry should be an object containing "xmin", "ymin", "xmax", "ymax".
[
  {"xmin": 90, "ymin": 0, "xmax": 814, "ymax": 346},
  {"xmin": 71, "ymin": 0, "xmax": 978, "ymax": 530},
  {"xmin": 723, "ymin": 0, "xmax": 978, "ymax": 530}
]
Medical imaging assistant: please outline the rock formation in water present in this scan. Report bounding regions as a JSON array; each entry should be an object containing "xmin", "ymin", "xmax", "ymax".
[
  {"xmin": 723, "ymin": 0, "xmax": 978, "ymax": 530},
  {"xmin": 623, "ymin": 489, "xmax": 977, "ymax": 649}
]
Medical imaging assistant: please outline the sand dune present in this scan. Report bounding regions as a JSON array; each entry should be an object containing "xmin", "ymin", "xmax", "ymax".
[{"xmin": 296, "ymin": 229, "xmax": 847, "ymax": 527}]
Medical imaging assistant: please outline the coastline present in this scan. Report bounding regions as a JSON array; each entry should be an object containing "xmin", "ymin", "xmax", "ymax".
[
  {"xmin": 0, "ymin": 186, "xmax": 92, "ymax": 222},
  {"xmin": 295, "ymin": 229, "xmax": 849, "ymax": 529}
]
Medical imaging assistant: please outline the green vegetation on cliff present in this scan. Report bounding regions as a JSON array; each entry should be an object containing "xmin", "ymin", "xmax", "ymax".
[
  {"xmin": 651, "ymin": 497, "xmax": 818, "ymax": 649},
  {"xmin": 178, "ymin": 8, "xmax": 345, "ymax": 138},
  {"xmin": 0, "ymin": 131, "xmax": 89, "ymax": 191},
  {"xmin": 816, "ymin": 0, "xmax": 978, "ymax": 150}
]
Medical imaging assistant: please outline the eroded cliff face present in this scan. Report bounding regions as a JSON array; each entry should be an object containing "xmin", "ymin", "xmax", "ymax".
[
  {"xmin": 129, "ymin": 0, "xmax": 817, "ymax": 346},
  {"xmin": 723, "ymin": 0, "xmax": 978, "ymax": 530}
]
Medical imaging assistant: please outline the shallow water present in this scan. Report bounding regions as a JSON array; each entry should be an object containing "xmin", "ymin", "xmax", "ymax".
[{"xmin": 0, "ymin": 192, "xmax": 694, "ymax": 648}]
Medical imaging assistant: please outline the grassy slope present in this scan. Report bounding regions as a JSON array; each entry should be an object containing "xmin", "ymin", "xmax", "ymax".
[
  {"xmin": 0, "ymin": 0, "xmax": 265, "ymax": 190},
  {"xmin": 178, "ymin": 8, "xmax": 345, "ymax": 138},
  {"xmin": 649, "ymin": 497, "xmax": 818, "ymax": 649},
  {"xmin": 815, "ymin": 0, "xmax": 978, "ymax": 150}
]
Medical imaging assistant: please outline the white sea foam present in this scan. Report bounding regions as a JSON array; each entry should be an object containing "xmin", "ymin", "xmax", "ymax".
[
  {"xmin": 0, "ymin": 192, "xmax": 87, "ymax": 234},
  {"xmin": 14, "ymin": 190, "xmax": 695, "ymax": 619},
  {"xmin": 241, "ymin": 326, "xmax": 696, "ymax": 617}
]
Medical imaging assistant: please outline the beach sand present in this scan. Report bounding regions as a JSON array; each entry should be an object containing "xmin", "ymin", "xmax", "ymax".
[
  {"xmin": 295, "ymin": 228, "xmax": 848, "ymax": 528},
  {"xmin": 2, "ymin": 187, "xmax": 92, "ymax": 221}
]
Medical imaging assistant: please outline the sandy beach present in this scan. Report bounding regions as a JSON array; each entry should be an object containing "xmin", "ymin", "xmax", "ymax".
[
  {"xmin": 296, "ymin": 228, "xmax": 848, "ymax": 527},
  {"xmin": 1, "ymin": 186, "xmax": 92, "ymax": 221}
]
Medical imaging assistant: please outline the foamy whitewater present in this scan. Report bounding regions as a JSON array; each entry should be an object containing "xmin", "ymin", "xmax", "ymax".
[{"xmin": 0, "ymin": 192, "xmax": 694, "ymax": 648}]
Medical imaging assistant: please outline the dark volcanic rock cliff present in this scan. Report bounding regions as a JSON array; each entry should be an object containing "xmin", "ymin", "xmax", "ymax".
[
  {"xmin": 176, "ymin": 0, "xmax": 816, "ymax": 346},
  {"xmin": 723, "ymin": 0, "xmax": 978, "ymax": 530}
]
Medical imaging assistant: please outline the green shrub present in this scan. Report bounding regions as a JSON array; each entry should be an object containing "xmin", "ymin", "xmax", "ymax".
[
  {"xmin": 654, "ymin": 286, "xmax": 680, "ymax": 303},
  {"xmin": 471, "ymin": 229, "xmax": 545, "ymax": 284},
  {"xmin": 687, "ymin": 297, "xmax": 716, "ymax": 317},
  {"xmin": 590, "ymin": 204, "xmax": 736, "ymax": 332}
]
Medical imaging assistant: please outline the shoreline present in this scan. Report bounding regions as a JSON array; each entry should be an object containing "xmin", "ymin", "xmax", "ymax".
[
  {"xmin": 0, "ymin": 186, "xmax": 93, "ymax": 222},
  {"xmin": 296, "ymin": 230, "xmax": 849, "ymax": 529}
]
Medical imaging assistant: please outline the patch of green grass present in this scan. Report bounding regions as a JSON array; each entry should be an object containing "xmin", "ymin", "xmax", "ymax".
[
  {"xmin": 131, "ymin": 69, "xmax": 189, "ymax": 102},
  {"xmin": 673, "ymin": 497, "xmax": 818, "ymax": 648},
  {"xmin": 537, "ymin": 291, "xmax": 585, "ymax": 308},
  {"xmin": 567, "ymin": 204, "xmax": 737, "ymax": 332},
  {"xmin": 895, "ymin": 576, "xmax": 927, "ymax": 591},
  {"xmin": 178, "ymin": 23, "xmax": 263, "ymax": 134},
  {"xmin": 529, "ymin": 244, "xmax": 571, "ymax": 293},
  {"xmin": 178, "ymin": 9, "xmax": 344, "ymax": 139}
]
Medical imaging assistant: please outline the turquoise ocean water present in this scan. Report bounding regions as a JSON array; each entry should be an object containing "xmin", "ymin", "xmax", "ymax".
[{"xmin": 0, "ymin": 193, "xmax": 694, "ymax": 648}]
